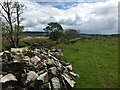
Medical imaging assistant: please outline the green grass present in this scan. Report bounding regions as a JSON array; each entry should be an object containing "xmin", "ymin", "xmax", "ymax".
[{"xmin": 60, "ymin": 37, "xmax": 118, "ymax": 88}]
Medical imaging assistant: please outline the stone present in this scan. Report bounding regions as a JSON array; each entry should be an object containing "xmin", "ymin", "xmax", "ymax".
[
  {"xmin": 0, "ymin": 74, "xmax": 3, "ymax": 80},
  {"xmin": 2, "ymin": 51, "xmax": 12, "ymax": 61},
  {"xmin": 49, "ymin": 67, "xmax": 57, "ymax": 76},
  {"xmin": 37, "ymin": 72, "xmax": 48, "ymax": 83},
  {"xmin": 37, "ymin": 69, "xmax": 46, "ymax": 75},
  {"xmin": 11, "ymin": 48, "xmax": 28, "ymax": 53},
  {"xmin": 31, "ymin": 56, "xmax": 41, "ymax": 65},
  {"xmin": 63, "ymin": 73, "xmax": 72, "ymax": 80},
  {"xmin": 25, "ymin": 71, "xmax": 38, "ymax": 84},
  {"xmin": 61, "ymin": 74, "xmax": 76, "ymax": 88},
  {"xmin": 51, "ymin": 77, "xmax": 61, "ymax": 89},
  {"xmin": 0, "ymin": 52, "xmax": 4, "ymax": 56},
  {"xmin": 69, "ymin": 71, "xmax": 78, "ymax": 77},
  {"xmin": 66, "ymin": 65, "xmax": 73, "ymax": 71},
  {"xmin": 23, "ymin": 56, "xmax": 31, "ymax": 62},
  {"xmin": 0, "ymin": 74, "xmax": 17, "ymax": 83},
  {"xmin": 46, "ymin": 58, "xmax": 55, "ymax": 65}
]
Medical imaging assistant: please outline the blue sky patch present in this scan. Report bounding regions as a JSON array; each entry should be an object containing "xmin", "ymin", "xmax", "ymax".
[{"xmin": 38, "ymin": 2, "xmax": 78, "ymax": 10}]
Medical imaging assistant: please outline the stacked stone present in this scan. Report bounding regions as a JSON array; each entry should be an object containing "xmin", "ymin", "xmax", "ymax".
[{"xmin": 0, "ymin": 47, "xmax": 78, "ymax": 90}]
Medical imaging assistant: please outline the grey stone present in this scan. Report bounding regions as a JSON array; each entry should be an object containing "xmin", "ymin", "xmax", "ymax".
[
  {"xmin": 25, "ymin": 71, "xmax": 38, "ymax": 84},
  {"xmin": 61, "ymin": 74, "xmax": 76, "ymax": 88},
  {"xmin": 37, "ymin": 72, "xmax": 48, "ymax": 83},
  {"xmin": 31, "ymin": 56, "xmax": 41, "ymax": 65},
  {"xmin": 51, "ymin": 77, "xmax": 60, "ymax": 89},
  {"xmin": 49, "ymin": 67, "xmax": 57, "ymax": 76},
  {"xmin": 0, "ymin": 74, "xmax": 17, "ymax": 83}
]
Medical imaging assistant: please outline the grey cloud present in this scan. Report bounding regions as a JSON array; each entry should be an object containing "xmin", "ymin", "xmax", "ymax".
[
  {"xmin": 79, "ymin": 16, "xmax": 117, "ymax": 34},
  {"xmin": 23, "ymin": 19, "xmax": 38, "ymax": 28},
  {"xmin": 59, "ymin": 14, "xmax": 82, "ymax": 25},
  {"xmin": 91, "ymin": 4, "xmax": 117, "ymax": 15}
]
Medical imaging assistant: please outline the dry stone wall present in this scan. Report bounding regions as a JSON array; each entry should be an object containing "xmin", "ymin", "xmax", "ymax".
[{"xmin": 0, "ymin": 47, "xmax": 78, "ymax": 90}]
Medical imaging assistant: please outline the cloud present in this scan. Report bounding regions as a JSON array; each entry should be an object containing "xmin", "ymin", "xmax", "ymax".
[
  {"xmin": 10, "ymin": 0, "xmax": 118, "ymax": 34},
  {"xmin": 31, "ymin": 0, "xmax": 108, "ymax": 3}
]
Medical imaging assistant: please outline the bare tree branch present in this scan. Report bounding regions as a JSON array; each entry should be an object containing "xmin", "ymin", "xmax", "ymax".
[
  {"xmin": 0, "ymin": 12, "xmax": 9, "ymax": 23},
  {"xmin": 0, "ymin": 3, "xmax": 8, "ymax": 13},
  {"xmin": 1, "ymin": 21, "xmax": 10, "ymax": 32}
]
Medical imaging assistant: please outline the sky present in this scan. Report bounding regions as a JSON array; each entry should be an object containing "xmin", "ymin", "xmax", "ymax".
[{"xmin": 3, "ymin": 0, "xmax": 119, "ymax": 34}]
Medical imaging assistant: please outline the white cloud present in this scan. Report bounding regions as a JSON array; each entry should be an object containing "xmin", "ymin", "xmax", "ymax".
[{"xmin": 7, "ymin": 0, "xmax": 118, "ymax": 34}]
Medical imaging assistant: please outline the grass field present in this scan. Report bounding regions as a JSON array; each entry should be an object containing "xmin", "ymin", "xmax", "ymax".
[{"xmin": 60, "ymin": 37, "xmax": 118, "ymax": 88}]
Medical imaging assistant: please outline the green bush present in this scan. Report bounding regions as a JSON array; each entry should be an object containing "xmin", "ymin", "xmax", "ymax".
[{"xmin": 49, "ymin": 31, "xmax": 62, "ymax": 41}]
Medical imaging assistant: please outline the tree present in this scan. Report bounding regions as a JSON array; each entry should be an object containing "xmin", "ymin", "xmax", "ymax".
[
  {"xmin": 65, "ymin": 29, "xmax": 80, "ymax": 40},
  {"xmin": 43, "ymin": 22, "xmax": 64, "ymax": 41},
  {"xmin": 0, "ymin": 19, "xmax": 2, "ymax": 49},
  {"xmin": 0, "ymin": 0, "xmax": 26, "ymax": 47}
]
